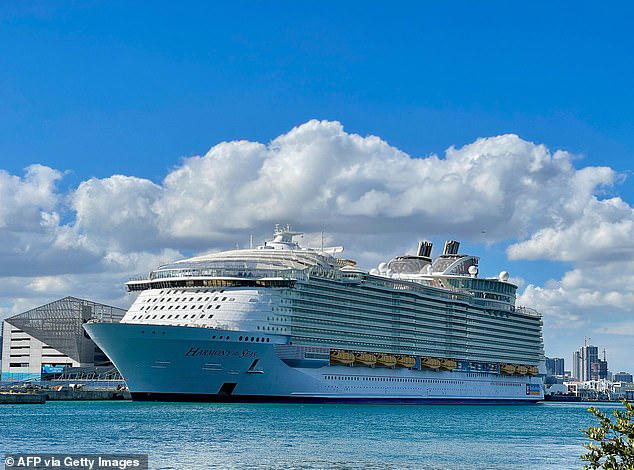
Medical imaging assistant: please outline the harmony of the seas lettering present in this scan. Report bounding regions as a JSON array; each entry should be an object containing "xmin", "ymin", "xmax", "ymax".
[{"xmin": 184, "ymin": 347, "xmax": 257, "ymax": 359}]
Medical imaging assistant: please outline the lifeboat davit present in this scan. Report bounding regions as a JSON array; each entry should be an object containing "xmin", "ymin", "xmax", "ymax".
[
  {"xmin": 515, "ymin": 365, "xmax": 528, "ymax": 376},
  {"xmin": 395, "ymin": 355, "xmax": 416, "ymax": 368},
  {"xmin": 500, "ymin": 364, "xmax": 516, "ymax": 375},
  {"xmin": 527, "ymin": 366, "xmax": 539, "ymax": 376},
  {"xmin": 375, "ymin": 354, "xmax": 397, "ymax": 367},
  {"xmin": 330, "ymin": 350, "xmax": 354, "ymax": 365},
  {"xmin": 421, "ymin": 357, "xmax": 441, "ymax": 369},
  {"xmin": 354, "ymin": 352, "xmax": 376, "ymax": 366},
  {"xmin": 440, "ymin": 359, "xmax": 458, "ymax": 370}
]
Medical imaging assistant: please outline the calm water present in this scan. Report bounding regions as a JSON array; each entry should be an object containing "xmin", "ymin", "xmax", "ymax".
[{"xmin": 0, "ymin": 401, "xmax": 622, "ymax": 469}]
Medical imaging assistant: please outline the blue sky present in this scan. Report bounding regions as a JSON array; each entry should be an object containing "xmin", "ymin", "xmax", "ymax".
[{"xmin": 1, "ymin": 2, "xmax": 633, "ymax": 371}]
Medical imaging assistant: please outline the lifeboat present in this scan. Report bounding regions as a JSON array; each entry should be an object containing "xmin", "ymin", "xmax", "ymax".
[
  {"xmin": 500, "ymin": 364, "xmax": 516, "ymax": 375},
  {"xmin": 395, "ymin": 355, "xmax": 416, "ymax": 368},
  {"xmin": 375, "ymin": 354, "xmax": 397, "ymax": 367},
  {"xmin": 421, "ymin": 357, "xmax": 441, "ymax": 369},
  {"xmin": 515, "ymin": 365, "xmax": 528, "ymax": 376},
  {"xmin": 330, "ymin": 350, "xmax": 354, "ymax": 365},
  {"xmin": 354, "ymin": 352, "xmax": 376, "ymax": 366},
  {"xmin": 440, "ymin": 359, "xmax": 458, "ymax": 370},
  {"xmin": 527, "ymin": 366, "xmax": 539, "ymax": 376}
]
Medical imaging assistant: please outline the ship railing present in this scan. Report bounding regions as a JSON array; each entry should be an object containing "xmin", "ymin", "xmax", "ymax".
[{"xmin": 513, "ymin": 306, "xmax": 541, "ymax": 317}]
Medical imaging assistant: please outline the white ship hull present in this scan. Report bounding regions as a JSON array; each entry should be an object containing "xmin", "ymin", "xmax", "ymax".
[{"xmin": 85, "ymin": 322, "xmax": 543, "ymax": 404}]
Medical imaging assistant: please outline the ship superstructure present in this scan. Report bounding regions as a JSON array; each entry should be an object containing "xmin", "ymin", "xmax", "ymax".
[{"xmin": 85, "ymin": 225, "xmax": 544, "ymax": 403}]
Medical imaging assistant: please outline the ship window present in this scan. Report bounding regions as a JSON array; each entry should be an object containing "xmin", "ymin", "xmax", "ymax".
[
  {"xmin": 215, "ymin": 305, "xmax": 221, "ymax": 309},
  {"xmin": 207, "ymin": 305, "xmax": 212, "ymax": 309},
  {"xmin": 168, "ymin": 306, "xmax": 173, "ymax": 310},
  {"xmin": 251, "ymin": 337, "xmax": 254, "ymax": 342},
  {"xmin": 222, "ymin": 297, "xmax": 227, "ymax": 301},
  {"xmin": 214, "ymin": 297, "xmax": 219, "ymax": 301},
  {"xmin": 167, "ymin": 298, "xmax": 171, "ymax": 302},
  {"xmin": 190, "ymin": 298, "xmax": 194, "ymax": 301},
  {"xmin": 198, "ymin": 305, "xmax": 203, "ymax": 309},
  {"xmin": 205, "ymin": 297, "xmax": 209, "ymax": 301},
  {"xmin": 208, "ymin": 315, "xmax": 213, "ymax": 318},
  {"xmin": 160, "ymin": 298, "xmax": 164, "ymax": 302},
  {"xmin": 152, "ymin": 315, "xmax": 157, "ymax": 319},
  {"xmin": 198, "ymin": 297, "xmax": 202, "ymax": 301},
  {"xmin": 266, "ymin": 338, "xmax": 270, "ymax": 342},
  {"xmin": 239, "ymin": 336, "xmax": 243, "ymax": 341},
  {"xmin": 160, "ymin": 315, "xmax": 165, "ymax": 319},
  {"xmin": 175, "ymin": 298, "xmax": 179, "ymax": 302},
  {"xmin": 183, "ymin": 315, "xmax": 188, "ymax": 319},
  {"xmin": 160, "ymin": 306, "xmax": 164, "ymax": 310},
  {"xmin": 175, "ymin": 315, "xmax": 180, "ymax": 319},
  {"xmin": 168, "ymin": 315, "xmax": 172, "ymax": 319}
]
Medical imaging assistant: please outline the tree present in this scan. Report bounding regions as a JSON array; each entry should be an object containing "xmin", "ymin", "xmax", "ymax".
[{"xmin": 581, "ymin": 400, "xmax": 634, "ymax": 469}]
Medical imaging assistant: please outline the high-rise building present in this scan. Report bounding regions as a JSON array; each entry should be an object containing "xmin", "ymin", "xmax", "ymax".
[
  {"xmin": 591, "ymin": 360, "xmax": 608, "ymax": 380},
  {"xmin": 572, "ymin": 351, "xmax": 581, "ymax": 381},
  {"xmin": 545, "ymin": 357, "xmax": 565, "ymax": 376},
  {"xmin": 581, "ymin": 345, "xmax": 598, "ymax": 382},
  {"xmin": 614, "ymin": 371, "xmax": 633, "ymax": 383},
  {"xmin": 572, "ymin": 343, "xmax": 600, "ymax": 382}
]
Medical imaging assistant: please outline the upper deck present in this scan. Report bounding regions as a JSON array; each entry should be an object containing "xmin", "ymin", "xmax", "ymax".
[{"xmin": 126, "ymin": 225, "xmax": 537, "ymax": 318}]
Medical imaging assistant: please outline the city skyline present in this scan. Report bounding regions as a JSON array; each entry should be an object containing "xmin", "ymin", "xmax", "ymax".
[{"xmin": 1, "ymin": 3, "xmax": 633, "ymax": 371}]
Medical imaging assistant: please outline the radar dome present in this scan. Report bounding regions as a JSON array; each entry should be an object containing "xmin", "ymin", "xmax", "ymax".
[
  {"xmin": 498, "ymin": 271, "xmax": 509, "ymax": 282},
  {"xmin": 378, "ymin": 262, "xmax": 387, "ymax": 273},
  {"xmin": 468, "ymin": 265, "xmax": 478, "ymax": 277},
  {"xmin": 369, "ymin": 268, "xmax": 379, "ymax": 275}
]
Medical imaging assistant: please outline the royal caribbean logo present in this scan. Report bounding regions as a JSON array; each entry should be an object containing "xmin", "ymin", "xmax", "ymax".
[{"xmin": 526, "ymin": 383, "xmax": 541, "ymax": 396}]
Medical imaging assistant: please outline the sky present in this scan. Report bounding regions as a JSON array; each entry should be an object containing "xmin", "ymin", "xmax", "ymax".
[{"xmin": 0, "ymin": 2, "xmax": 633, "ymax": 372}]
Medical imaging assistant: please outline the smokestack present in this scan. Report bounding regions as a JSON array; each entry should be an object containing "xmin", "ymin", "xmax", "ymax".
[
  {"xmin": 417, "ymin": 240, "xmax": 433, "ymax": 258},
  {"xmin": 443, "ymin": 240, "xmax": 460, "ymax": 255}
]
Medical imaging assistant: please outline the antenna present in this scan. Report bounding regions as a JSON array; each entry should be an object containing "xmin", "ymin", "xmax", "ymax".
[
  {"xmin": 321, "ymin": 227, "xmax": 324, "ymax": 253},
  {"xmin": 603, "ymin": 348, "xmax": 606, "ymax": 362},
  {"xmin": 249, "ymin": 234, "xmax": 253, "ymax": 249}
]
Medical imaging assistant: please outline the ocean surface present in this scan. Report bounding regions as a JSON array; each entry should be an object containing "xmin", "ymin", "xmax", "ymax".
[{"xmin": 0, "ymin": 401, "xmax": 623, "ymax": 469}]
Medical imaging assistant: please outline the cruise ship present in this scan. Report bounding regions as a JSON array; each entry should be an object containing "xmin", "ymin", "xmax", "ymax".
[{"xmin": 85, "ymin": 225, "xmax": 545, "ymax": 403}]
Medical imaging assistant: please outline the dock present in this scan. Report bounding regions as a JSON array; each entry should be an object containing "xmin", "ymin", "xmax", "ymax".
[{"xmin": 0, "ymin": 392, "xmax": 47, "ymax": 404}]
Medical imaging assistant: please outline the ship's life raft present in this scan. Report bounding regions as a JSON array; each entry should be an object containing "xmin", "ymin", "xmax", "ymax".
[
  {"xmin": 421, "ymin": 357, "xmax": 441, "ymax": 369},
  {"xmin": 500, "ymin": 364, "xmax": 517, "ymax": 375},
  {"xmin": 330, "ymin": 350, "xmax": 354, "ymax": 365},
  {"xmin": 375, "ymin": 354, "xmax": 397, "ymax": 367},
  {"xmin": 395, "ymin": 355, "xmax": 416, "ymax": 368},
  {"xmin": 527, "ymin": 366, "xmax": 539, "ymax": 376},
  {"xmin": 515, "ymin": 365, "xmax": 528, "ymax": 376},
  {"xmin": 354, "ymin": 352, "xmax": 376, "ymax": 366},
  {"xmin": 440, "ymin": 359, "xmax": 458, "ymax": 370}
]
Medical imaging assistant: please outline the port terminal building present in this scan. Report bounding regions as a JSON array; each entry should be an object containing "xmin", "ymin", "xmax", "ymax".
[{"xmin": 1, "ymin": 297, "xmax": 126, "ymax": 382}]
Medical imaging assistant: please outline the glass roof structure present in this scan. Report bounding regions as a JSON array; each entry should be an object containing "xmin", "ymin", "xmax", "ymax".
[{"xmin": 5, "ymin": 296, "xmax": 126, "ymax": 364}]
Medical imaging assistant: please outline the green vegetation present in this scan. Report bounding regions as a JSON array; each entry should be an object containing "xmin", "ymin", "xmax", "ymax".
[{"xmin": 581, "ymin": 400, "xmax": 634, "ymax": 469}]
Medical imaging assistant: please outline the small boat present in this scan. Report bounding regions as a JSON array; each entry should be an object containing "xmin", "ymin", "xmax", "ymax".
[
  {"xmin": 515, "ymin": 365, "xmax": 528, "ymax": 376},
  {"xmin": 354, "ymin": 352, "xmax": 376, "ymax": 366},
  {"xmin": 527, "ymin": 366, "xmax": 539, "ymax": 376},
  {"xmin": 395, "ymin": 355, "xmax": 416, "ymax": 368},
  {"xmin": 330, "ymin": 350, "xmax": 354, "ymax": 365},
  {"xmin": 500, "ymin": 364, "xmax": 516, "ymax": 375},
  {"xmin": 375, "ymin": 354, "xmax": 397, "ymax": 367},
  {"xmin": 440, "ymin": 359, "xmax": 457, "ymax": 370},
  {"xmin": 421, "ymin": 357, "xmax": 441, "ymax": 369}
]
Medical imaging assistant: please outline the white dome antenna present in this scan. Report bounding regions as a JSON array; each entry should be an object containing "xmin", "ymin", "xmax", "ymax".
[
  {"xmin": 499, "ymin": 271, "xmax": 509, "ymax": 282},
  {"xmin": 468, "ymin": 265, "xmax": 478, "ymax": 278}
]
